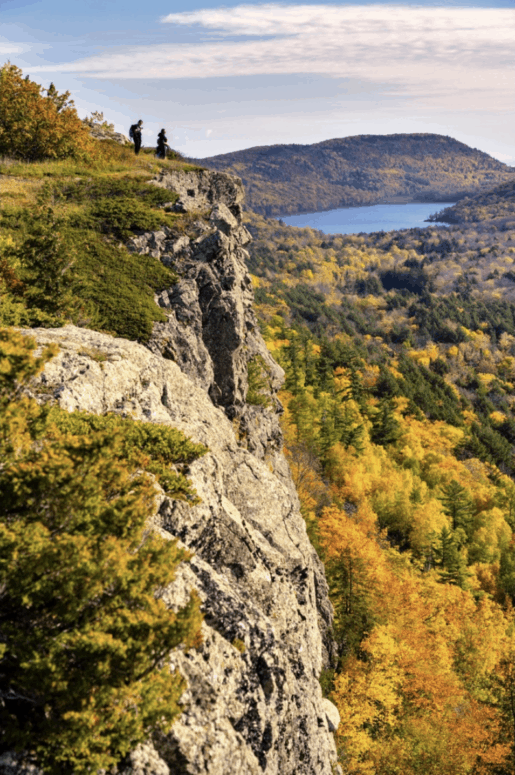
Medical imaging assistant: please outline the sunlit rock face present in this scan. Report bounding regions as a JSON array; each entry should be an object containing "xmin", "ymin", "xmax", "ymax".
[{"xmin": 24, "ymin": 167, "xmax": 340, "ymax": 775}]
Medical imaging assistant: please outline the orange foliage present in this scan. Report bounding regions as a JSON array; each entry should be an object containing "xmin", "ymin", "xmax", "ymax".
[
  {"xmin": 0, "ymin": 64, "xmax": 94, "ymax": 161},
  {"xmin": 323, "ymin": 504, "xmax": 512, "ymax": 774},
  {"xmin": 275, "ymin": 340, "xmax": 515, "ymax": 773}
]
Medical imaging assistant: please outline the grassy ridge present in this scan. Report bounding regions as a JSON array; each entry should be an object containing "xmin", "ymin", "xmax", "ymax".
[{"xmin": 0, "ymin": 144, "xmax": 198, "ymax": 341}]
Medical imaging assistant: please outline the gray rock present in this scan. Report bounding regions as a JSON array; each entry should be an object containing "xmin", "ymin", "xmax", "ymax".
[
  {"xmin": 118, "ymin": 744, "xmax": 170, "ymax": 775},
  {"xmin": 320, "ymin": 699, "xmax": 341, "ymax": 733},
  {"xmin": 26, "ymin": 325, "xmax": 339, "ymax": 775},
  {"xmin": 86, "ymin": 125, "xmax": 130, "ymax": 145},
  {"xmin": 0, "ymin": 754, "xmax": 40, "ymax": 775},
  {"xmin": 150, "ymin": 169, "xmax": 244, "ymax": 216},
  {"xmin": 142, "ymin": 169, "xmax": 284, "ymax": 462}
]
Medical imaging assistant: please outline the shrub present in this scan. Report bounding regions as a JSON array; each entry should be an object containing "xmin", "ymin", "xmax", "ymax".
[
  {"xmin": 246, "ymin": 354, "xmax": 273, "ymax": 407},
  {"xmin": 0, "ymin": 189, "xmax": 178, "ymax": 342},
  {"xmin": 90, "ymin": 197, "xmax": 170, "ymax": 240}
]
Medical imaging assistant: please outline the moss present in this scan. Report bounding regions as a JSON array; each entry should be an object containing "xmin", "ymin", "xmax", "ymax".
[
  {"xmin": 231, "ymin": 638, "xmax": 246, "ymax": 654},
  {"xmin": 78, "ymin": 346, "xmax": 108, "ymax": 365}
]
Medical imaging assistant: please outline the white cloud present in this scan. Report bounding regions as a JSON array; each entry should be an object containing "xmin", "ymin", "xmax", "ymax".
[
  {"xmin": 0, "ymin": 42, "xmax": 28, "ymax": 55},
  {"xmin": 28, "ymin": 4, "xmax": 514, "ymax": 114},
  {"xmin": 160, "ymin": 3, "xmax": 512, "ymax": 41}
]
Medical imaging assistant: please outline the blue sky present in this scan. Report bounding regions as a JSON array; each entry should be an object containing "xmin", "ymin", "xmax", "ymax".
[{"xmin": 2, "ymin": 0, "xmax": 514, "ymax": 162}]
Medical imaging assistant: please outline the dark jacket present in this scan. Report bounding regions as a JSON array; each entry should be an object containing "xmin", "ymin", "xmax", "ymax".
[{"xmin": 156, "ymin": 130, "xmax": 168, "ymax": 158}]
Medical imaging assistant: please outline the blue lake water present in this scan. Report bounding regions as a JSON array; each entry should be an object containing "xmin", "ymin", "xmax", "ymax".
[{"xmin": 280, "ymin": 202, "xmax": 455, "ymax": 235}]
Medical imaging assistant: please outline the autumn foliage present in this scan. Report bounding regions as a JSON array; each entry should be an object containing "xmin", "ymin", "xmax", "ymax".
[
  {"xmin": 0, "ymin": 63, "xmax": 94, "ymax": 161},
  {"xmin": 266, "ymin": 321, "xmax": 515, "ymax": 773}
]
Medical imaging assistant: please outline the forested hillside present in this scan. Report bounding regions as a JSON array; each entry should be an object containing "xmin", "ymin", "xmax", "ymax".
[
  {"xmin": 429, "ymin": 179, "xmax": 515, "ymax": 225},
  {"xmin": 196, "ymin": 134, "xmax": 514, "ymax": 216},
  {"xmin": 247, "ymin": 195, "xmax": 515, "ymax": 771},
  {"xmin": 5, "ymin": 59, "xmax": 515, "ymax": 774},
  {"xmin": 0, "ymin": 63, "xmax": 341, "ymax": 775}
]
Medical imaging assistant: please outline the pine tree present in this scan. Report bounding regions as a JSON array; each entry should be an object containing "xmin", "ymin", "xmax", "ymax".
[
  {"xmin": 439, "ymin": 479, "xmax": 473, "ymax": 534},
  {"xmin": 433, "ymin": 526, "xmax": 469, "ymax": 587},
  {"xmin": 337, "ymin": 403, "xmax": 365, "ymax": 453},
  {"xmin": 0, "ymin": 329, "xmax": 203, "ymax": 774},
  {"xmin": 370, "ymin": 399, "xmax": 401, "ymax": 446},
  {"xmin": 11, "ymin": 208, "xmax": 76, "ymax": 318}
]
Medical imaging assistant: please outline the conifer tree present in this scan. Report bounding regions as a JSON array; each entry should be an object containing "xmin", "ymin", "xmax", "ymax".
[
  {"xmin": 0, "ymin": 329, "xmax": 203, "ymax": 774},
  {"xmin": 9, "ymin": 207, "xmax": 76, "ymax": 319},
  {"xmin": 433, "ymin": 526, "xmax": 469, "ymax": 587},
  {"xmin": 370, "ymin": 399, "xmax": 401, "ymax": 446},
  {"xmin": 284, "ymin": 335, "xmax": 302, "ymax": 391},
  {"xmin": 337, "ymin": 403, "xmax": 365, "ymax": 453},
  {"xmin": 440, "ymin": 479, "xmax": 473, "ymax": 534}
]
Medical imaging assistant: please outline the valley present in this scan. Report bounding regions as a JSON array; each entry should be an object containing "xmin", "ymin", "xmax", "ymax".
[{"xmin": 243, "ymin": 179, "xmax": 515, "ymax": 771}]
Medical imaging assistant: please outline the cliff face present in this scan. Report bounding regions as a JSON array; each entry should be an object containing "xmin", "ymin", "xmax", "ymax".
[{"xmin": 26, "ymin": 168, "xmax": 340, "ymax": 775}]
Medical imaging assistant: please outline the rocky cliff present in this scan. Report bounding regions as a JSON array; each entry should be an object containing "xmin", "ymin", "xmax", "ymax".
[{"xmin": 23, "ymin": 168, "xmax": 340, "ymax": 775}]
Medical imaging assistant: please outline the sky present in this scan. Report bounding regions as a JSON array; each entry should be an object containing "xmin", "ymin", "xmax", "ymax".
[{"xmin": 1, "ymin": 0, "xmax": 514, "ymax": 162}]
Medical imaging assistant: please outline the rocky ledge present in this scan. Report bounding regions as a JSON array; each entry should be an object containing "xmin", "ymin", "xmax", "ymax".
[{"xmin": 17, "ymin": 167, "xmax": 340, "ymax": 775}]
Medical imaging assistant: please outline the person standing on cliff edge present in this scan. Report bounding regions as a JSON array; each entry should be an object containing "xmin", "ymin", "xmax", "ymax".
[
  {"xmin": 129, "ymin": 120, "xmax": 143, "ymax": 155},
  {"xmin": 156, "ymin": 128, "xmax": 170, "ymax": 159}
]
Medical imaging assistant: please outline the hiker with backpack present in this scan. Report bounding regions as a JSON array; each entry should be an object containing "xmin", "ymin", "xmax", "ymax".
[{"xmin": 129, "ymin": 120, "xmax": 143, "ymax": 155}]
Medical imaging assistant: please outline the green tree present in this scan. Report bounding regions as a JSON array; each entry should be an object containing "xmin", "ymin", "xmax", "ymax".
[
  {"xmin": 0, "ymin": 329, "xmax": 203, "ymax": 774},
  {"xmin": 433, "ymin": 526, "xmax": 469, "ymax": 587},
  {"xmin": 9, "ymin": 207, "xmax": 76, "ymax": 319},
  {"xmin": 439, "ymin": 479, "xmax": 473, "ymax": 534},
  {"xmin": 370, "ymin": 399, "xmax": 401, "ymax": 447}
]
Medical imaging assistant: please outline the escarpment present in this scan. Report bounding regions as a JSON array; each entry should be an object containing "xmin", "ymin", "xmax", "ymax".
[
  {"xmin": 25, "ymin": 168, "xmax": 341, "ymax": 775},
  {"xmin": 128, "ymin": 167, "xmax": 286, "ymax": 465}
]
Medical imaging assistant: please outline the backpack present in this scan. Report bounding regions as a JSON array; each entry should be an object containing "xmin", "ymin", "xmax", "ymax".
[{"xmin": 129, "ymin": 124, "xmax": 137, "ymax": 140}]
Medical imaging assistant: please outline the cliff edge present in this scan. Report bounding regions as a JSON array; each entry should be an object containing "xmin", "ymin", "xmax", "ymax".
[{"xmin": 23, "ymin": 168, "xmax": 340, "ymax": 775}]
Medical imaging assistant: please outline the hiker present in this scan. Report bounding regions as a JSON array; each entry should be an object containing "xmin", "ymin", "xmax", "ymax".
[
  {"xmin": 156, "ymin": 128, "xmax": 169, "ymax": 159},
  {"xmin": 129, "ymin": 120, "xmax": 143, "ymax": 155}
]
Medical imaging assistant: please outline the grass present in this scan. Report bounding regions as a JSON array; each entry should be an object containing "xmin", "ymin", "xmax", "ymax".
[
  {"xmin": 0, "ymin": 140, "xmax": 201, "ymax": 342},
  {"xmin": 0, "ymin": 142, "xmax": 204, "ymax": 180}
]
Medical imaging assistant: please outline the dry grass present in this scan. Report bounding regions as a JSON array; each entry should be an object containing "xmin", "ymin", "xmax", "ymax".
[
  {"xmin": 0, "ymin": 176, "xmax": 46, "ymax": 207},
  {"xmin": 0, "ymin": 143, "xmax": 202, "ymax": 212}
]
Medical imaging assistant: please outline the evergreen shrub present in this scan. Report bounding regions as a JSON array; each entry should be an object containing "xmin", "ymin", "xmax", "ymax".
[{"xmin": 0, "ymin": 329, "xmax": 205, "ymax": 773}]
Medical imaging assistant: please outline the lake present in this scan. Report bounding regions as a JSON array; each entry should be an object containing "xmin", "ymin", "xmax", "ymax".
[{"xmin": 280, "ymin": 202, "xmax": 455, "ymax": 235}]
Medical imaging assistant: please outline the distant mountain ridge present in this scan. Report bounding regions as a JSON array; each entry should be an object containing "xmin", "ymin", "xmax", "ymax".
[{"xmin": 194, "ymin": 133, "xmax": 514, "ymax": 217}]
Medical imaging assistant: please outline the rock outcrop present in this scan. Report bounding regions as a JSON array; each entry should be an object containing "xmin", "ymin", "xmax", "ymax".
[
  {"xmin": 23, "ymin": 167, "xmax": 340, "ymax": 775},
  {"xmin": 128, "ymin": 168, "xmax": 285, "ymax": 466}
]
